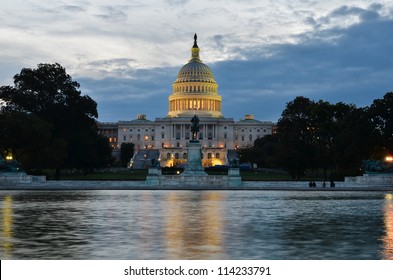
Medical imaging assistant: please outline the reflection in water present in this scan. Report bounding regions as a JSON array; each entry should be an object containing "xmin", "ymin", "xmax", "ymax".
[
  {"xmin": 383, "ymin": 194, "xmax": 393, "ymax": 259},
  {"xmin": 165, "ymin": 192, "xmax": 224, "ymax": 259},
  {"xmin": 0, "ymin": 190, "xmax": 392, "ymax": 259},
  {"xmin": 1, "ymin": 195, "xmax": 13, "ymax": 258}
]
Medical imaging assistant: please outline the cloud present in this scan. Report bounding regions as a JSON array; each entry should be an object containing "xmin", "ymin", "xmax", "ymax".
[
  {"xmin": 166, "ymin": 0, "xmax": 190, "ymax": 5},
  {"xmin": 70, "ymin": 4, "xmax": 393, "ymax": 123},
  {"xmin": 76, "ymin": 66, "xmax": 178, "ymax": 121},
  {"xmin": 1, "ymin": 1, "xmax": 393, "ymax": 123},
  {"xmin": 310, "ymin": 3, "xmax": 383, "ymax": 30},
  {"xmin": 211, "ymin": 7, "xmax": 393, "ymax": 121}
]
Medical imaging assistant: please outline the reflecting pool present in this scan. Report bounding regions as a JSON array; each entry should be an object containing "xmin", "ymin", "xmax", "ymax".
[{"xmin": 0, "ymin": 190, "xmax": 392, "ymax": 259}]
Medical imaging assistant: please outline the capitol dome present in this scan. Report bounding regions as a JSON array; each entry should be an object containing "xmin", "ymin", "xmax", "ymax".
[
  {"xmin": 175, "ymin": 60, "xmax": 216, "ymax": 84},
  {"xmin": 168, "ymin": 34, "xmax": 223, "ymax": 118}
]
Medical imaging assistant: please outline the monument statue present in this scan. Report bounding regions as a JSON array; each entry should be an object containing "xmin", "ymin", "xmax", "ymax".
[
  {"xmin": 190, "ymin": 114, "xmax": 200, "ymax": 141},
  {"xmin": 193, "ymin": 33, "xmax": 198, "ymax": 47}
]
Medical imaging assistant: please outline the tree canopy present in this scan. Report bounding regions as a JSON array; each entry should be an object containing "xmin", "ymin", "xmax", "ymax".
[
  {"xmin": 0, "ymin": 63, "xmax": 112, "ymax": 178},
  {"xmin": 120, "ymin": 143, "xmax": 135, "ymax": 167},
  {"xmin": 239, "ymin": 95, "xmax": 381, "ymax": 180}
]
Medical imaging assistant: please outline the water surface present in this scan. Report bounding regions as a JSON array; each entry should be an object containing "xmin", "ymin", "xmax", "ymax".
[{"xmin": 1, "ymin": 190, "xmax": 392, "ymax": 259}]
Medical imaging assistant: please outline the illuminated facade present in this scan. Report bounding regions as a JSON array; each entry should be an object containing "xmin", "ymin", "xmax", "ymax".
[{"xmin": 98, "ymin": 35, "xmax": 273, "ymax": 167}]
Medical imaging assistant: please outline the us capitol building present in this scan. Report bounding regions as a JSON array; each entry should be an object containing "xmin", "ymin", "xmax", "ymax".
[{"xmin": 98, "ymin": 35, "xmax": 273, "ymax": 168}]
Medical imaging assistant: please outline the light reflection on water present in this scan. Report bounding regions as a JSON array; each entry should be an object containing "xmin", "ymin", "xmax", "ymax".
[{"xmin": 0, "ymin": 190, "xmax": 392, "ymax": 259}]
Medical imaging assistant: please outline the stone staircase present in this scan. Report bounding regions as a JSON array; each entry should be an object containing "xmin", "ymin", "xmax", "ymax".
[{"xmin": 130, "ymin": 149, "xmax": 160, "ymax": 169}]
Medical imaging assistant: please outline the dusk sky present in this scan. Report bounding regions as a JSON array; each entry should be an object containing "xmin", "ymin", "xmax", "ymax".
[{"xmin": 1, "ymin": 0, "xmax": 393, "ymax": 122}]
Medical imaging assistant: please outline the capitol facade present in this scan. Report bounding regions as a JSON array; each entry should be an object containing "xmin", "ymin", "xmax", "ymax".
[{"xmin": 98, "ymin": 35, "xmax": 273, "ymax": 168}]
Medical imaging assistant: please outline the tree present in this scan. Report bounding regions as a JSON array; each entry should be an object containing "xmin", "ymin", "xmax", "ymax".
[
  {"xmin": 368, "ymin": 92, "xmax": 393, "ymax": 158},
  {"xmin": 276, "ymin": 96, "xmax": 316, "ymax": 178},
  {"xmin": 0, "ymin": 112, "xmax": 55, "ymax": 171},
  {"xmin": 274, "ymin": 96, "xmax": 372, "ymax": 179},
  {"xmin": 0, "ymin": 63, "xmax": 111, "ymax": 178},
  {"xmin": 252, "ymin": 134, "xmax": 281, "ymax": 168},
  {"xmin": 332, "ymin": 106, "xmax": 373, "ymax": 175},
  {"xmin": 120, "ymin": 143, "xmax": 135, "ymax": 167},
  {"xmin": 237, "ymin": 145, "xmax": 258, "ymax": 167}
]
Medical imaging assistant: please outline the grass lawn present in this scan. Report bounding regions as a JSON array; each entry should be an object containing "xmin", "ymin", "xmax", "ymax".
[{"xmin": 48, "ymin": 169, "xmax": 148, "ymax": 181}]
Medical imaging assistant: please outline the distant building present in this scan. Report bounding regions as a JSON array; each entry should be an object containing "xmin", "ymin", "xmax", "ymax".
[{"xmin": 98, "ymin": 35, "xmax": 273, "ymax": 168}]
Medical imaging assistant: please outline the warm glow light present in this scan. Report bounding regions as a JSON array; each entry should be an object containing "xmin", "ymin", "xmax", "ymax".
[
  {"xmin": 164, "ymin": 192, "xmax": 224, "ymax": 259},
  {"xmin": 382, "ymin": 195, "xmax": 393, "ymax": 259},
  {"xmin": 176, "ymin": 171, "xmax": 180, "ymax": 174},
  {"xmin": 386, "ymin": 156, "xmax": 393, "ymax": 162},
  {"xmin": 5, "ymin": 155, "xmax": 12, "ymax": 161},
  {"xmin": 2, "ymin": 195, "xmax": 13, "ymax": 258},
  {"xmin": 386, "ymin": 194, "xmax": 393, "ymax": 200}
]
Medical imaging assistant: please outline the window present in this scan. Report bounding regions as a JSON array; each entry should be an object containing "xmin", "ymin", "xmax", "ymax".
[
  {"xmin": 151, "ymin": 136, "xmax": 155, "ymax": 141},
  {"xmin": 144, "ymin": 135, "xmax": 149, "ymax": 141},
  {"xmin": 161, "ymin": 133, "xmax": 165, "ymax": 139},
  {"xmin": 249, "ymin": 134, "xmax": 253, "ymax": 141},
  {"xmin": 216, "ymin": 153, "xmax": 220, "ymax": 159},
  {"xmin": 137, "ymin": 134, "xmax": 141, "ymax": 141},
  {"xmin": 224, "ymin": 133, "xmax": 227, "ymax": 139},
  {"xmin": 123, "ymin": 135, "xmax": 126, "ymax": 141},
  {"xmin": 241, "ymin": 136, "xmax": 245, "ymax": 141},
  {"xmin": 162, "ymin": 126, "xmax": 165, "ymax": 129},
  {"xmin": 177, "ymin": 142, "xmax": 180, "ymax": 148},
  {"xmin": 207, "ymin": 153, "xmax": 212, "ymax": 159},
  {"xmin": 167, "ymin": 153, "xmax": 171, "ymax": 159},
  {"xmin": 183, "ymin": 153, "xmax": 187, "ymax": 159},
  {"xmin": 175, "ymin": 153, "xmax": 179, "ymax": 159},
  {"xmin": 199, "ymin": 133, "xmax": 203, "ymax": 140}
]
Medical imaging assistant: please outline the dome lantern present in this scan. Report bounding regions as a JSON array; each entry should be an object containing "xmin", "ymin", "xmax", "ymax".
[{"xmin": 190, "ymin": 33, "xmax": 201, "ymax": 62}]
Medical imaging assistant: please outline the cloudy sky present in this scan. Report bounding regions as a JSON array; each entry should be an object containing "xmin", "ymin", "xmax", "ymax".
[{"xmin": 1, "ymin": 0, "xmax": 393, "ymax": 122}]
